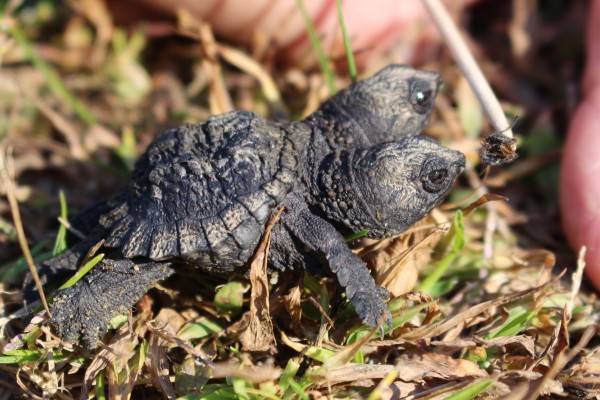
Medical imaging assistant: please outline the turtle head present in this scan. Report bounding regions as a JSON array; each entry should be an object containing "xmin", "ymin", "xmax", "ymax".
[
  {"xmin": 314, "ymin": 136, "xmax": 464, "ymax": 238},
  {"xmin": 353, "ymin": 136, "xmax": 464, "ymax": 237},
  {"xmin": 324, "ymin": 65, "xmax": 442, "ymax": 143}
]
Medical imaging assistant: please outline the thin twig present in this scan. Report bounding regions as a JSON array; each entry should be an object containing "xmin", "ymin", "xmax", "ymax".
[
  {"xmin": 0, "ymin": 148, "xmax": 51, "ymax": 316},
  {"xmin": 422, "ymin": 0, "xmax": 514, "ymax": 138},
  {"xmin": 567, "ymin": 247, "xmax": 586, "ymax": 319},
  {"xmin": 57, "ymin": 216, "xmax": 85, "ymax": 240},
  {"xmin": 306, "ymin": 296, "xmax": 335, "ymax": 327},
  {"xmin": 44, "ymin": 329, "xmax": 59, "ymax": 397}
]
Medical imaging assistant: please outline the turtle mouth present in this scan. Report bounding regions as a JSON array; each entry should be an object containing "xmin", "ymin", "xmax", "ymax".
[
  {"xmin": 435, "ymin": 74, "xmax": 443, "ymax": 93},
  {"xmin": 451, "ymin": 154, "xmax": 467, "ymax": 176}
]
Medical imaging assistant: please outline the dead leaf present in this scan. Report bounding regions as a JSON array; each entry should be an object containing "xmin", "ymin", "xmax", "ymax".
[
  {"xmin": 357, "ymin": 218, "xmax": 442, "ymax": 297},
  {"xmin": 382, "ymin": 381, "xmax": 422, "ymax": 399},
  {"xmin": 80, "ymin": 309, "xmax": 151, "ymax": 399},
  {"xmin": 238, "ymin": 208, "xmax": 283, "ymax": 351},
  {"xmin": 564, "ymin": 346, "xmax": 600, "ymax": 389},
  {"xmin": 105, "ymin": 296, "xmax": 154, "ymax": 400},
  {"xmin": 176, "ymin": 10, "xmax": 233, "ymax": 115},
  {"xmin": 323, "ymin": 322, "xmax": 380, "ymax": 370},
  {"xmin": 397, "ymin": 352, "xmax": 488, "ymax": 381},
  {"xmin": 147, "ymin": 308, "xmax": 186, "ymax": 400},
  {"xmin": 32, "ymin": 97, "xmax": 88, "ymax": 160},
  {"xmin": 322, "ymin": 351, "xmax": 486, "ymax": 387},
  {"xmin": 429, "ymin": 335, "xmax": 535, "ymax": 356},
  {"xmin": 402, "ymin": 277, "xmax": 558, "ymax": 340},
  {"xmin": 322, "ymin": 364, "xmax": 396, "ymax": 386},
  {"xmin": 283, "ymin": 283, "xmax": 303, "ymax": 335},
  {"xmin": 209, "ymin": 361, "xmax": 281, "ymax": 383},
  {"xmin": 217, "ymin": 44, "xmax": 281, "ymax": 104},
  {"xmin": 462, "ymin": 193, "xmax": 509, "ymax": 216}
]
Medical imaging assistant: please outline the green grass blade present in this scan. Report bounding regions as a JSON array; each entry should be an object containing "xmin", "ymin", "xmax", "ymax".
[
  {"xmin": 304, "ymin": 346, "xmax": 336, "ymax": 363},
  {"xmin": 178, "ymin": 320, "xmax": 223, "ymax": 341},
  {"xmin": 344, "ymin": 229, "xmax": 369, "ymax": 242},
  {"xmin": 52, "ymin": 190, "xmax": 68, "ymax": 256},
  {"xmin": 319, "ymin": 283, "xmax": 330, "ymax": 329},
  {"xmin": 178, "ymin": 384, "xmax": 238, "ymax": 400},
  {"xmin": 418, "ymin": 253, "xmax": 457, "ymax": 294},
  {"xmin": 283, "ymin": 378, "xmax": 310, "ymax": 400},
  {"xmin": 335, "ymin": 0, "xmax": 357, "ymax": 81},
  {"xmin": 419, "ymin": 211, "xmax": 465, "ymax": 293},
  {"xmin": 295, "ymin": 0, "xmax": 337, "ymax": 94},
  {"xmin": 232, "ymin": 377, "xmax": 250, "ymax": 400},
  {"xmin": 95, "ymin": 371, "xmax": 106, "ymax": 400},
  {"xmin": 8, "ymin": 25, "xmax": 96, "ymax": 126},
  {"xmin": 242, "ymin": 388, "xmax": 283, "ymax": 400},
  {"xmin": 451, "ymin": 210, "xmax": 465, "ymax": 253},
  {"xmin": 0, "ymin": 349, "xmax": 67, "ymax": 364},
  {"xmin": 442, "ymin": 379, "xmax": 493, "ymax": 400},
  {"xmin": 278, "ymin": 360, "xmax": 300, "ymax": 393},
  {"xmin": 484, "ymin": 305, "xmax": 536, "ymax": 338},
  {"xmin": 108, "ymin": 314, "xmax": 128, "ymax": 330},
  {"xmin": 58, "ymin": 253, "xmax": 104, "ymax": 290}
]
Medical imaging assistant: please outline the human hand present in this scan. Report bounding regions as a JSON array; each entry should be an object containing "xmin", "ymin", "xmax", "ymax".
[{"xmin": 560, "ymin": 1, "xmax": 600, "ymax": 289}]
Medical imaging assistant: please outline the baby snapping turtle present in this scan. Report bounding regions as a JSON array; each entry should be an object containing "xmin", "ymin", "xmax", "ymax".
[{"xmin": 24, "ymin": 65, "xmax": 464, "ymax": 348}]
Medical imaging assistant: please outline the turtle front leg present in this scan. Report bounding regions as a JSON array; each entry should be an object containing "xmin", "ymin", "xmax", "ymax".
[
  {"xmin": 49, "ymin": 258, "xmax": 175, "ymax": 349},
  {"xmin": 280, "ymin": 200, "xmax": 391, "ymax": 329}
]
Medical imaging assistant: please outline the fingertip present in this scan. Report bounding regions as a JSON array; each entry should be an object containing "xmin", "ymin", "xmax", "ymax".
[
  {"xmin": 561, "ymin": 1, "xmax": 600, "ymax": 290},
  {"xmin": 583, "ymin": 0, "xmax": 600, "ymax": 90},
  {"xmin": 561, "ymin": 90, "xmax": 600, "ymax": 289}
]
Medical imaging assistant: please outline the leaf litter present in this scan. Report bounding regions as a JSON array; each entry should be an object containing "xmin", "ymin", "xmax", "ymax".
[{"xmin": 0, "ymin": 1, "xmax": 598, "ymax": 399}]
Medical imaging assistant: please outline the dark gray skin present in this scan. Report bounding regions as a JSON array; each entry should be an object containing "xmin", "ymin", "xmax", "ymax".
[
  {"xmin": 64, "ymin": 64, "xmax": 442, "ymax": 239},
  {"xmin": 24, "ymin": 113, "xmax": 464, "ymax": 348},
  {"xmin": 23, "ymin": 65, "xmax": 457, "ymax": 348},
  {"xmin": 305, "ymin": 64, "xmax": 442, "ymax": 148}
]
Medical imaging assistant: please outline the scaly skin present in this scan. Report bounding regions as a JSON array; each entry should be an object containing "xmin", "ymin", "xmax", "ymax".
[
  {"xmin": 23, "ymin": 65, "xmax": 460, "ymax": 348},
  {"xmin": 66, "ymin": 65, "xmax": 441, "ymax": 238},
  {"xmin": 51, "ymin": 259, "xmax": 175, "ymax": 349},
  {"xmin": 306, "ymin": 64, "xmax": 442, "ymax": 148}
]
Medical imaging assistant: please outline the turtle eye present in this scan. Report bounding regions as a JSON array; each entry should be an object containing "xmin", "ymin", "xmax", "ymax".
[
  {"xmin": 408, "ymin": 78, "xmax": 435, "ymax": 114},
  {"xmin": 422, "ymin": 168, "xmax": 449, "ymax": 193},
  {"xmin": 428, "ymin": 169, "xmax": 447, "ymax": 184},
  {"xmin": 410, "ymin": 88, "xmax": 433, "ymax": 113}
]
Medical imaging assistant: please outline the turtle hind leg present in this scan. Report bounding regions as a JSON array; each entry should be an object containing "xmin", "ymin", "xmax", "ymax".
[
  {"xmin": 22, "ymin": 233, "xmax": 107, "ymax": 309},
  {"xmin": 49, "ymin": 257, "xmax": 175, "ymax": 349},
  {"xmin": 22, "ymin": 243, "xmax": 89, "ymax": 310}
]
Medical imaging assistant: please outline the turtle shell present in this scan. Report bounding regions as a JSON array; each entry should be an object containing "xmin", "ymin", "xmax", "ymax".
[{"xmin": 100, "ymin": 111, "xmax": 304, "ymax": 271}]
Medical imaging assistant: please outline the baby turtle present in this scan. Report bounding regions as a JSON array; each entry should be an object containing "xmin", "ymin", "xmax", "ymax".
[{"xmin": 24, "ymin": 65, "xmax": 464, "ymax": 348}]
